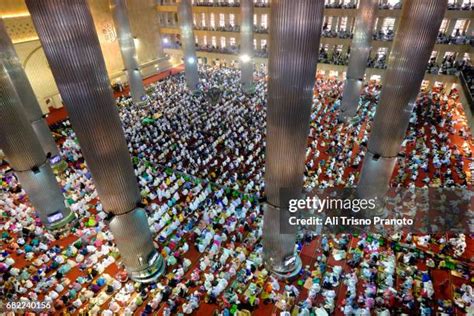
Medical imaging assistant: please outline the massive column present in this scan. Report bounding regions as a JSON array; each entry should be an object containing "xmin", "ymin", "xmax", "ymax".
[
  {"xmin": 0, "ymin": 62, "xmax": 74, "ymax": 229},
  {"xmin": 262, "ymin": 0, "xmax": 324, "ymax": 278},
  {"xmin": 240, "ymin": 0, "xmax": 254, "ymax": 93},
  {"xmin": 26, "ymin": 0, "xmax": 164, "ymax": 282},
  {"xmin": 339, "ymin": 0, "xmax": 378, "ymax": 120},
  {"xmin": 357, "ymin": 0, "xmax": 447, "ymax": 204},
  {"xmin": 111, "ymin": 0, "xmax": 146, "ymax": 104},
  {"xmin": 178, "ymin": 0, "xmax": 199, "ymax": 91},
  {"xmin": 0, "ymin": 18, "xmax": 60, "ymax": 161}
]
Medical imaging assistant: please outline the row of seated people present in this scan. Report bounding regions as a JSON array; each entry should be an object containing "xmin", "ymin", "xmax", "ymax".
[
  {"xmin": 436, "ymin": 30, "xmax": 472, "ymax": 45},
  {"xmin": 194, "ymin": 24, "xmax": 241, "ymax": 33},
  {"xmin": 192, "ymin": 25, "xmax": 269, "ymax": 34},
  {"xmin": 447, "ymin": 1, "xmax": 474, "ymax": 10},
  {"xmin": 321, "ymin": 29, "xmax": 353, "ymax": 39},
  {"xmin": 194, "ymin": 1, "xmax": 241, "ymax": 7},
  {"xmin": 163, "ymin": 28, "xmax": 469, "ymax": 46},
  {"xmin": 324, "ymin": 1, "xmax": 402, "ymax": 10},
  {"xmin": 168, "ymin": 0, "xmax": 471, "ymax": 10},
  {"xmin": 188, "ymin": 27, "xmax": 470, "ymax": 47},
  {"xmin": 426, "ymin": 56, "xmax": 472, "ymax": 76},
  {"xmin": 373, "ymin": 29, "xmax": 395, "ymax": 42},
  {"xmin": 318, "ymin": 49, "xmax": 351, "ymax": 66},
  {"xmin": 193, "ymin": 43, "xmax": 269, "ymax": 57}
]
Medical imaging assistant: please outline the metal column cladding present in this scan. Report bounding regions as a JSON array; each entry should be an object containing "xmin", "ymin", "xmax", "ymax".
[
  {"xmin": 26, "ymin": 0, "xmax": 141, "ymax": 215},
  {"xmin": 178, "ymin": 0, "xmax": 199, "ymax": 91},
  {"xmin": 358, "ymin": 0, "xmax": 447, "ymax": 200},
  {"xmin": 368, "ymin": 0, "xmax": 447, "ymax": 158},
  {"xmin": 264, "ymin": 0, "xmax": 325, "ymax": 206},
  {"xmin": 26, "ymin": 0, "xmax": 164, "ymax": 280},
  {"xmin": 339, "ymin": 0, "xmax": 378, "ymax": 119},
  {"xmin": 0, "ymin": 18, "xmax": 59, "ymax": 158},
  {"xmin": 111, "ymin": 0, "xmax": 146, "ymax": 104},
  {"xmin": 0, "ymin": 63, "xmax": 72, "ymax": 229},
  {"xmin": 263, "ymin": 0, "xmax": 325, "ymax": 277},
  {"xmin": 240, "ymin": 0, "xmax": 254, "ymax": 93}
]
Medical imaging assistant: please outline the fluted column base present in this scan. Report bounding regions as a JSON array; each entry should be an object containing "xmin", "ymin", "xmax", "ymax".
[
  {"xmin": 128, "ymin": 69, "xmax": 147, "ymax": 104},
  {"xmin": 262, "ymin": 203, "xmax": 302, "ymax": 279},
  {"xmin": 339, "ymin": 78, "xmax": 363, "ymax": 121},
  {"xmin": 48, "ymin": 211, "xmax": 77, "ymax": 230},
  {"xmin": 31, "ymin": 118, "xmax": 60, "ymax": 158},
  {"xmin": 178, "ymin": 0, "xmax": 199, "ymax": 92},
  {"xmin": 241, "ymin": 81, "xmax": 255, "ymax": 95},
  {"xmin": 16, "ymin": 163, "xmax": 74, "ymax": 229},
  {"xmin": 184, "ymin": 60, "xmax": 199, "ymax": 92},
  {"xmin": 109, "ymin": 208, "xmax": 165, "ymax": 283},
  {"xmin": 241, "ymin": 65, "xmax": 254, "ymax": 94},
  {"xmin": 30, "ymin": 118, "xmax": 67, "ymax": 173},
  {"xmin": 357, "ymin": 151, "xmax": 397, "ymax": 215}
]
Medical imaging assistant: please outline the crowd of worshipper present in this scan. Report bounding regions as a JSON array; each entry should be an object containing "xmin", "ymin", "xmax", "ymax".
[
  {"xmin": 373, "ymin": 29, "xmax": 395, "ymax": 42},
  {"xmin": 321, "ymin": 29, "xmax": 353, "ymax": 39},
  {"xmin": 394, "ymin": 85, "xmax": 473, "ymax": 188},
  {"xmin": 436, "ymin": 30, "xmax": 472, "ymax": 45},
  {"xmin": 166, "ymin": 40, "xmax": 270, "ymax": 58},
  {"xmin": 318, "ymin": 48, "xmax": 387, "ymax": 69},
  {"xmin": 462, "ymin": 65, "xmax": 474, "ymax": 96},
  {"xmin": 193, "ymin": 0, "xmax": 240, "ymax": 7},
  {"xmin": 318, "ymin": 48, "xmax": 351, "ymax": 66},
  {"xmin": 448, "ymin": 1, "xmax": 474, "ymax": 10},
  {"xmin": 1, "ymin": 66, "xmax": 473, "ymax": 315},
  {"xmin": 196, "ymin": 43, "xmax": 239, "ymax": 55},
  {"xmin": 192, "ymin": 25, "xmax": 269, "ymax": 35},
  {"xmin": 119, "ymin": 66, "xmax": 267, "ymax": 195},
  {"xmin": 194, "ymin": 25, "xmax": 241, "ymax": 33},
  {"xmin": 325, "ymin": 1, "xmax": 358, "ymax": 9},
  {"xmin": 1, "ymin": 169, "xmax": 472, "ymax": 316},
  {"xmin": 426, "ymin": 55, "xmax": 472, "ymax": 76},
  {"xmin": 160, "ymin": 0, "xmax": 469, "ymax": 10},
  {"xmin": 303, "ymin": 76, "xmax": 472, "ymax": 190},
  {"xmin": 254, "ymin": 0, "xmax": 270, "ymax": 7},
  {"xmin": 378, "ymin": 1, "xmax": 402, "ymax": 9},
  {"xmin": 367, "ymin": 53, "xmax": 388, "ymax": 69},
  {"xmin": 253, "ymin": 25, "xmax": 269, "ymax": 34}
]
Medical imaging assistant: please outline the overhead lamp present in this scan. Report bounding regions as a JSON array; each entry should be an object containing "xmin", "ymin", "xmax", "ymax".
[{"xmin": 240, "ymin": 54, "xmax": 251, "ymax": 63}]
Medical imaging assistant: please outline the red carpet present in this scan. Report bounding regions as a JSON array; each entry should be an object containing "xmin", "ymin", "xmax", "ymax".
[{"xmin": 45, "ymin": 65, "xmax": 185, "ymax": 126}]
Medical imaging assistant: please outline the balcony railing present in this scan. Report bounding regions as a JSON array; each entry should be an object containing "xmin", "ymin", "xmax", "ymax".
[
  {"xmin": 194, "ymin": 25, "xmax": 241, "ymax": 32},
  {"xmin": 163, "ymin": 41, "xmax": 474, "ymax": 77},
  {"xmin": 325, "ymin": 3, "xmax": 357, "ymax": 9},
  {"xmin": 436, "ymin": 32, "xmax": 472, "ymax": 45},
  {"xmin": 372, "ymin": 29, "xmax": 395, "ymax": 41},
  {"xmin": 321, "ymin": 29, "xmax": 353, "ymax": 39},
  {"xmin": 427, "ymin": 57, "xmax": 472, "ymax": 77},
  {"xmin": 195, "ymin": 44, "xmax": 269, "ymax": 57},
  {"xmin": 193, "ymin": 1, "xmax": 240, "ymax": 7},
  {"xmin": 458, "ymin": 70, "xmax": 473, "ymax": 112},
  {"xmin": 447, "ymin": 3, "xmax": 474, "ymax": 10},
  {"xmin": 377, "ymin": 2, "xmax": 402, "ymax": 10},
  {"xmin": 158, "ymin": 0, "xmax": 469, "ymax": 10},
  {"xmin": 161, "ymin": 24, "xmax": 471, "ymax": 47}
]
